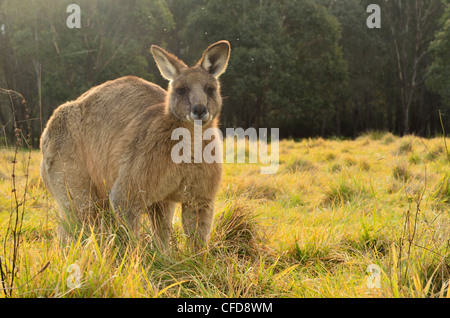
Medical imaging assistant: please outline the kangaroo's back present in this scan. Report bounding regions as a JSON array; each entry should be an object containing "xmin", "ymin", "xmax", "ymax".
[
  {"xmin": 77, "ymin": 76, "xmax": 167, "ymax": 191},
  {"xmin": 41, "ymin": 75, "xmax": 167, "ymax": 200}
]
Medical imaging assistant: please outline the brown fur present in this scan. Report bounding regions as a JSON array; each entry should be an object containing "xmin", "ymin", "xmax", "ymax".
[{"xmin": 40, "ymin": 41, "xmax": 231, "ymax": 249}]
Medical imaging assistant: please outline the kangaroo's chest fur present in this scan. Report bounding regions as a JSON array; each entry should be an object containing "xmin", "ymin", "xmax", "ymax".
[{"xmin": 121, "ymin": 109, "xmax": 223, "ymax": 204}]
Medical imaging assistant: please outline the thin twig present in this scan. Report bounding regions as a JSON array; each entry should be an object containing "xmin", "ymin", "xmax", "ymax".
[
  {"xmin": 0, "ymin": 262, "xmax": 50, "ymax": 292},
  {"xmin": 439, "ymin": 110, "xmax": 450, "ymax": 163},
  {"xmin": 0, "ymin": 89, "xmax": 31, "ymax": 297}
]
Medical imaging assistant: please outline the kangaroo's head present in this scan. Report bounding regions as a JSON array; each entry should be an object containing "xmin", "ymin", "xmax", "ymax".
[{"xmin": 151, "ymin": 41, "xmax": 230, "ymax": 125}]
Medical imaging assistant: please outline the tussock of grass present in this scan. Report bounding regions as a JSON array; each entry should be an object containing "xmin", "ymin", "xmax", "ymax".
[
  {"xmin": 342, "ymin": 154, "xmax": 357, "ymax": 166},
  {"xmin": 361, "ymin": 130, "xmax": 387, "ymax": 141},
  {"xmin": 223, "ymin": 178, "xmax": 279, "ymax": 201},
  {"xmin": 382, "ymin": 133, "xmax": 395, "ymax": 144},
  {"xmin": 344, "ymin": 227, "xmax": 391, "ymax": 257},
  {"xmin": 323, "ymin": 177, "xmax": 371, "ymax": 205},
  {"xmin": 398, "ymin": 139, "xmax": 413, "ymax": 154},
  {"xmin": 432, "ymin": 173, "xmax": 450, "ymax": 204},
  {"xmin": 358, "ymin": 158, "xmax": 371, "ymax": 171},
  {"xmin": 392, "ymin": 162, "xmax": 410, "ymax": 182},
  {"xmin": 329, "ymin": 163, "xmax": 342, "ymax": 173},
  {"xmin": 425, "ymin": 144, "xmax": 444, "ymax": 162},
  {"xmin": 211, "ymin": 199, "xmax": 263, "ymax": 258},
  {"xmin": 324, "ymin": 152, "xmax": 337, "ymax": 162},
  {"xmin": 287, "ymin": 240, "xmax": 346, "ymax": 267},
  {"xmin": 285, "ymin": 158, "xmax": 318, "ymax": 174},
  {"xmin": 408, "ymin": 152, "xmax": 421, "ymax": 165}
]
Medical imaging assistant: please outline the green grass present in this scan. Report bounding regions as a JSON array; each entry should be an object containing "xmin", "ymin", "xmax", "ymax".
[{"xmin": 1, "ymin": 133, "xmax": 450, "ymax": 298}]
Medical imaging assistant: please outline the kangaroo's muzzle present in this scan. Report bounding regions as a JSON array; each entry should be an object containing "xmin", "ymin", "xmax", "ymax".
[{"xmin": 191, "ymin": 104, "xmax": 209, "ymax": 122}]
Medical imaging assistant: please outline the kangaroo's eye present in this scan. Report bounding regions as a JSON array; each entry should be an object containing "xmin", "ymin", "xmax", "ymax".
[
  {"xmin": 206, "ymin": 86, "xmax": 215, "ymax": 96},
  {"xmin": 176, "ymin": 87, "xmax": 187, "ymax": 95}
]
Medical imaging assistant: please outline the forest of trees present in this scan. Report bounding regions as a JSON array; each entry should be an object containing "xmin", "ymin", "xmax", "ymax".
[{"xmin": 0, "ymin": 0, "xmax": 449, "ymax": 146}]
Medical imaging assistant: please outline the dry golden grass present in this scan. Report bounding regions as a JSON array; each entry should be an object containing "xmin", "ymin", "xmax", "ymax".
[{"xmin": 1, "ymin": 133, "xmax": 450, "ymax": 297}]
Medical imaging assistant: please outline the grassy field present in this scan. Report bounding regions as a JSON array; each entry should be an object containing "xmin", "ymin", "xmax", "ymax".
[{"xmin": 1, "ymin": 132, "xmax": 450, "ymax": 298}]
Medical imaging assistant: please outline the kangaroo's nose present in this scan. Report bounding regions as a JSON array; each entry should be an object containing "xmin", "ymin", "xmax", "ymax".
[{"xmin": 192, "ymin": 104, "xmax": 207, "ymax": 118}]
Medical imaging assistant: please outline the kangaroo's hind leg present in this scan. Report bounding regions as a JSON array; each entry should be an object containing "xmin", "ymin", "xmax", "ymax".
[{"xmin": 41, "ymin": 149, "xmax": 100, "ymax": 243}]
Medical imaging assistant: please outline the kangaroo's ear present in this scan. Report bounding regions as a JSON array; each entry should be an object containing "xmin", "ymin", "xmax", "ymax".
[
  {"xmin": 151, "ymin": 45, "xmax": 186, "ymax": 81},
  {"xmin": 198, "ymin": 40, "xmax": 230, "ymax": 78}
]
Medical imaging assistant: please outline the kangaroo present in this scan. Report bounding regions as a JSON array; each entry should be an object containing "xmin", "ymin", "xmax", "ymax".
[{"xmin": 40, "ymin": 40, "xmax": 231, "ymax": 249}]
